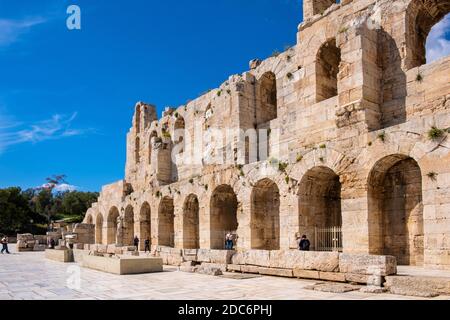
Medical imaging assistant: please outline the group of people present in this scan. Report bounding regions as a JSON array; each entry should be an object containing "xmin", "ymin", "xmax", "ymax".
[
  {"xmin": 1, "ymin": 236, "xmax": 10, "ymax": 254},
  {"xmin": 133, "ymin": 236, "xmax": 152, "ymax": 253}
]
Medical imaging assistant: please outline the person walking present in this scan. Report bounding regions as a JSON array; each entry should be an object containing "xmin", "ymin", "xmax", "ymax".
[
  {"xmin": 1, "ymin": 236, "xmax": 10, "ymax": 254},
  {"xmin": 299, "ymin": 235, "xmax": 311, "ymax": 252},
  {"xmin": 144, "ymin": 239, "xmax": 151, "ymax": 253},
  {"xmin": 134, "ymin": 236, "xmax": 140, "ymax": 251}
]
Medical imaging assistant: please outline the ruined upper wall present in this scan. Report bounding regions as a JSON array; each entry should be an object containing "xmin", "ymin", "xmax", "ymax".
[{"xmin": 122, "ymin": 0, "xmax": 450, "ymax": 191}]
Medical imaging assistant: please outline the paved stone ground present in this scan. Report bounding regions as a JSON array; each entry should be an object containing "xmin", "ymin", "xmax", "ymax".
[{"xmin": 1, "ymin": 247, "xmax": 449, "ymax": 300}]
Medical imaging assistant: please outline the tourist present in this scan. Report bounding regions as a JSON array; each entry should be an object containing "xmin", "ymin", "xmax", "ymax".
[
  {"xmin": 299, "ymin": 235, "xmax": 311, "ymax": 251},
  {"xmin": 50, "ymin": 238, "xmax": 56, "ymax": 249},
  {"xmin": 225, "ymin": 232, "xmax": 234, "ymax": 250},
  {"xmin": 1, "ymin": 236, "xmax": 10, "ymax": 254},
  {"xmin": 144, "ymin": 239, "xmax": 151, "ymax": 253},
  {"xmin": 134, "ymin": 236, "xmax": 140, "ymax": 250}
]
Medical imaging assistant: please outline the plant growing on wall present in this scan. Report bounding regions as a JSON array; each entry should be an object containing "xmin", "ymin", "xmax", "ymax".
[
  {"xmin": 428, "ymin": 126, "xmax": 445, "ymax": 140},
  {"xmin": 378, "ymin": 132, "xmax": 386, "ymax": 142},
  {"xmin": 278, "ymin": 162, "xmax": 288, "ymax": 173},
  {"xmin": 427, "ymin": 172, "xmax": 438, "ymax": 181},
  {"xmin": 296, "ymin": 154, "xmax": 303, "ymax": 163},
  {"xmin": 416, "ymin": 73, "xmax": 423, "ymax": 82}
]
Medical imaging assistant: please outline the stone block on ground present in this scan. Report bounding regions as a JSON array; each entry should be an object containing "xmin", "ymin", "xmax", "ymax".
[
  {"xmin": 182, "ymin": 249, "xmax": 198, "ymax": 262},
  {"xmin": 303, "ymin": 251, "xmax": 340, "ymax": 272},
  {"xmin": 179, "ymin": 266, "xmax": 197, "ymax": 273},
  {"xmin": 227, "ymin": 264, "xmax": 242, "ymax": 272},
  {"xmin": 269, "ymin": 250, "xmax": 305, "ymax": 269},
  {"xmin": 196, "ymin": 265, "xmax": 223, "ymax": 276},
  {"xmin": 319, "ymin": 272, "xmax": 346, "ymax": 283},
  {"xmin": 339, "ymin": 254, "xmax": 397, "ymax": 276},
  {"xmin": 258, "ymin": 267, "xmax": 293, "ymax": 278},
  {"xmin": 293, "ymin": 269, "xmax": 320, "ymax": 280},
  {"xmin": 306, "ymin": 283, "xmax": 362, "ymax": 293},
  {"xmin": 345, "ymin": 273, "xmax": 384, "ymax": 286},
  {"xmin": 240, "ymin": 265, "xmax": 260, "ymax": 274},
  {"xmin": 45, "ymin": 249, "xmax": 73, "ymax": 263},
  {"xmin": 82, "ymin": 255, "xmax": 164, "ymax": 275},
  {"xmin": 360, "ymin": 286, "xmax": 388, "ymax": 294},
  {"xmin": 200, "ymin": 263, "xmax": 227, "ymax": 273},
  {"xmin": 385, "ymin": 276, "xmax": 450, "ymax": 296},
  {"xmin": 244, "ymin": 250, "xmax": 270, "ymax": 267}
]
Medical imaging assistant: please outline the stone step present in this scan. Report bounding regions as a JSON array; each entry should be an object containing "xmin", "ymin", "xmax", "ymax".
[{"xmin": 385, "ymin": 275, "xmax": 450, "ymax": 297}]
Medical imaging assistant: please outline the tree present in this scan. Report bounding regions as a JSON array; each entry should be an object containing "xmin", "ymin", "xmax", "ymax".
[
  {"xmin": 61, "ymin": 191, "xmax": 99, "ymax": 217},
  {"xmin": 0, "ymin": 188, "xmax": 34, "ymax": 235}
]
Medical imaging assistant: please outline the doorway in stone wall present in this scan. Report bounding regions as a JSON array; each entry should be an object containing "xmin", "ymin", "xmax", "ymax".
[
  {"xmin": 210, "ymin": 185, "xmax": 238, "ymax": 250},
  {"xmin": 298, "ymin": 166, "xmax": 342, "ymax": 251},
  {"xmin": 368, "ymin": 155, "xmax": 424, "ymax": 266},
  {"xmin": 251, "ymin": 179, "xmax": 280, "ymax": 250}
]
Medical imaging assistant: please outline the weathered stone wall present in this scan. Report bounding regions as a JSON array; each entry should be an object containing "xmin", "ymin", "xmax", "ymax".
[{"xmin": 84, "ymin": 0, "xmax": 450, "ymax": 270}]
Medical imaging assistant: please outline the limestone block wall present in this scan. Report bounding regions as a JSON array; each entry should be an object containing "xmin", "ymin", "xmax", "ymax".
[{"xmin": 84, "ymin": 0, "xmax": 450, "ymax": 270}]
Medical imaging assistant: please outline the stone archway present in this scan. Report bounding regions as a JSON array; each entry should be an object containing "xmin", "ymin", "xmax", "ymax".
[
  {"xmin": 406, "ymin": 0, "xmax": 450, "ymax": 69},
  {"xmin": 86, "ymin": 214, "xmax": 93, "ymax": 225},
  {"xmin": 139, "ymin": 202, "xmax": 151, "ymax": 250},
  {"xmin": 95, "ymin": 214, "xmax": 103, "ymax": 244},
  {"xmin": 123, "ymin": 205, "xmax": 135, "ymax": 246},
  {"xmin": 210, "ymin": 185, "xmax": 238, "ymax": 250},
  {"xmin": 183, "ymin": 194, "xmax": 200, "ymax": 249},
  {"xmin": 106, "ymin": 207, "xmax": 120, "ymax": 245},
  {"xmin": 298, "ymin": 166, "xmax": 342, "ymax": 251},
  {"xmin": 368, "ymin": 155, "xmax": 424, "ymax": 266},
  {"xmin": 158, "ymin": 197, "xmax": 175, "ymax": 247},
  {"xmin": 251, "ymin": 179, "xmax": 280, "ymax": 250},
  {"xmin": 316, "ymin": 38, "xmax": 341, "ymax": 102}
]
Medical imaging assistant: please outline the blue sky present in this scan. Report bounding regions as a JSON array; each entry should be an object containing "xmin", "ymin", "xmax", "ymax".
[
  {"xmin": 0, "ymin": 0, "xmax": 303, "ymax": 191},
  {"xmin": 0, "ymin": 1, "xmax": 449, "ymax": 192}
]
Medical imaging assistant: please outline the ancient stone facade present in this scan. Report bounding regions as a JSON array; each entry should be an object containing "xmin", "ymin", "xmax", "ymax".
[{"xmin": 85, "ymin": 0, "xmax": 450, "ymax": 270}]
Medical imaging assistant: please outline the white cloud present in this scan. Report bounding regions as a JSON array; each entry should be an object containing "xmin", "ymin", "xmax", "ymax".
[
  {"xmin": 0, "ymin": 112, "xmax": 92, "ymax": 154},
  {"xmin": 426, "ymin": 14, "xmax": 450, "ymax": 64},
  {"xmin": 37, "ymin": 183, "xmax": 79, "ymax": 193},
  {"xmin": 0, "ymin": 17, "xmax": 46, "ymax": 47}
]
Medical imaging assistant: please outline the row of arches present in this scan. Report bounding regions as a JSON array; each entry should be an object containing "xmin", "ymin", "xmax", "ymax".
[{"xmin": 88, "ymin": 154, "xmax": 425, "ymax": 266}]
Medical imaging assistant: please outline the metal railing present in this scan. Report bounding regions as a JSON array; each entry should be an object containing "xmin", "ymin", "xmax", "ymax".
[{"xmin": 315, "ymin": 226, "xmax": 343, "ymax": 252}]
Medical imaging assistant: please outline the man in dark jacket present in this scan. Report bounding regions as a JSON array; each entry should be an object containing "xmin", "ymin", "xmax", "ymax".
[
  {"xmin": 134, "ymin": 236, "xmax": 140, "ymax": 251},
  {"xmin": 144, "ymin": 239, "xmax": 151, "ymax": 253},
  {"xmin": 299, "ymin": 235, "xmax": 311, "ymax": 251}
]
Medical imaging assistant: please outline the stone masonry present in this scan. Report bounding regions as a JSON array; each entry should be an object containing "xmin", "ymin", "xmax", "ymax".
[{"xmin": 84, "ymin": 0, "xmax": 450, "ymax": 270}]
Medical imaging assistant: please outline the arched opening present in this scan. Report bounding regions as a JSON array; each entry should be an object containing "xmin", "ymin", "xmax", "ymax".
[
  {"xmin": 426, "ymin": 13, "xmax": 450, "ymax": 64},
  {"xmin": 158, "ymin": 197, "xmax": 175, "ymax": 247},
  {"xmin": 174, "ymin": 116, "xmax": 186, "ymax": 154},
  {"xmin": 255, "ymin": 72, "xmax": 277, "ymax": 162},
  {"xmin": 135, "ymin": 105, "xmax": 141, "ymax": 134},
  {"xmin": 95, "ymin": 214, "xmax": 103, "ymax": 244},
  {"xmin": 210, "ymin": 185, "xmax": 238, "ymax": 250},
  {"xmin": 251, "ymin": 179, "xmax": 280, "ymax": 250},
  {"xmin": 406, "ymin": 0, "xmax": 450, "ymax": 70},
  {"xmin": 149, "ymin": 131, "xmax": 158, "ymax": 165},
  {"xmin": 135, "ymin": 137, "xmax": 141, "ymax": 164},
  {"xmin": 106, "ymin": 207, "xmax": 120, "ymax": 245},
  {"xmin": 183, "ymin": 194, "xmax": 200, "ymax": 249},
  {"xmin": 123, "ymin": 205, "xmax": 135, "ymax": 246},
  {"xmin": 298, "ymin": 167, "xmax": 342, "ymax": 251},
  {"xmin": 316, "ymin": 38, "xmax": 341, "ymax": 103},
  {"xmin": 86, "ymin": 214, "xmax": 93, "ymax": 225},
  {"xmin": 368, "ymin": 155, "xmax": 424, "ymax": 266},
  {"xmin": 139, "ymin": 202, "xmax": 151, "ymax": 250},
  {"xmin": 258, "ymin": 72, "xmax": 278, "ymax": 123}
]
